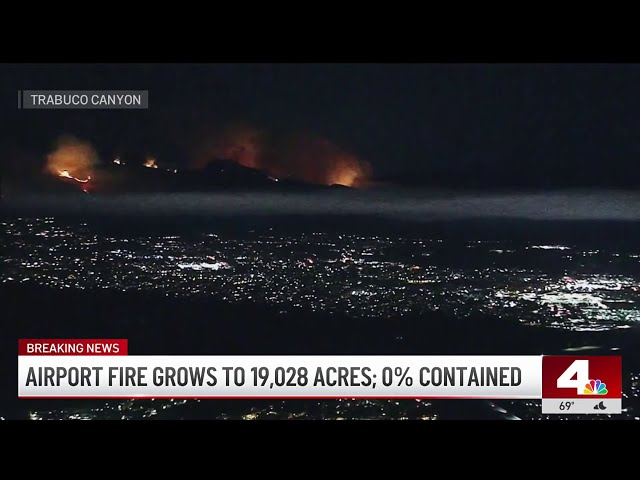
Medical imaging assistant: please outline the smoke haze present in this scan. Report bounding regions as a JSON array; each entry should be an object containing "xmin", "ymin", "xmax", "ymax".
[
  {"xmin": 44, "ymin": 136, "xmax": 98, "ymax": 179},
  {"xmin": 193, "ymin": 125, "xmax": 371, "ymax": 187},
  {"xmin": 3, "ymin": 190, "xmax": 640, "ymax": 222}
]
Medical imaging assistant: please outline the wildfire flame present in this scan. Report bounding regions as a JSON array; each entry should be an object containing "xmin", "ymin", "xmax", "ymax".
[
  {"xmin": 58, "ymin": 170, "xmax": 91, "ymax": 183},
  {"xmin": 277, "ymin": 134, "xmax": 371, "ymax": 187},
  {"xmin": 144, "ymin": 158, "xmax": 158, "ymax": 169},
  {"xmin": 194, "ymin": 125, "xmax": 371, "ymax": 187},
  {"xmin": 46, "ymin": 136, "xmax": 97, "ymax": 191}
]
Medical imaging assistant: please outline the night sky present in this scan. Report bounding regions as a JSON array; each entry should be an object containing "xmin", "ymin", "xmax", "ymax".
[{"xmin": 2, "ymin": 63, "xmax": 640, "ymax": 189}]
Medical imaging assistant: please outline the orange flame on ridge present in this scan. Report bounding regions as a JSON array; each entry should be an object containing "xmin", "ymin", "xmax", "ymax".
[
  {"xmin": 144, "ymin": 158, "xmax": 158, "ymax": 169},
  {"xmin": 193, "ymin": 126, "xmax": 371, "ymax": 187},
  {"xmin": 46, "ymin": 136, "xmax": 97, "ymax": 190},
  {"xmin": 58, "ymin": 170, "xmax": 90, "ymax": 183}
]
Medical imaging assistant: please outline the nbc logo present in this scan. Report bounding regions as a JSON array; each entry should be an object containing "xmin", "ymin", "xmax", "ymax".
[
  {"xmin": 584, "ymin": 379, "xmax": 608, "ymax": 395},
  {"xmin": 557, "ymin": 359, "xmax": 610, "ymax": 396},
  {"xmin": 543, "ymin": 356, "xmax": 622, "ymax": 414}
]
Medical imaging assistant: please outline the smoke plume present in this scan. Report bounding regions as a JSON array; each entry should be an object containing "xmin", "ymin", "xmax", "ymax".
[
  {"xmin": 45, "ymin": 136, "xmax": 98, "ymax": 179},
  {"xmin": 193, "ymin": 124, "xmax": 265, "ymax": 171},
  {"xmin": 276, "ymin": 133, "xmax": 371, "ymax": 187},
  {"xmin": 193, "ymin": 125, "xmax": 371, "ymax": 187}
]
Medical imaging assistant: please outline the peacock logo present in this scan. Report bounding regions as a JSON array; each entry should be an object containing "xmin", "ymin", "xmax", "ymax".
[{"xmin": 584, "ymin": 379, "xmax": 608, "ymax": 395}]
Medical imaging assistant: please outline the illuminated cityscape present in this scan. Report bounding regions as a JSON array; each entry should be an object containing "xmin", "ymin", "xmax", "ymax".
[{"xmin": 2, "ymin": 218, "xmax": 639, "ymax": 332}]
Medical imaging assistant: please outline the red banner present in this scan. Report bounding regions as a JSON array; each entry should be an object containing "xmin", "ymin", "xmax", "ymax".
[
  {"xmin": 19, "ymin": 339, "xmax": 128, "ymax": 356},
  {"xmin": 542, "ymin": 355, "xmax": 622, "ymax": 399}
]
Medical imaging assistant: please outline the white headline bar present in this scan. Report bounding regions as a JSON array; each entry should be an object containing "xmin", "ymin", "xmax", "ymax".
[{"xmin": 18, "ymin": 355, "xmax": 542, "ymax": 398}]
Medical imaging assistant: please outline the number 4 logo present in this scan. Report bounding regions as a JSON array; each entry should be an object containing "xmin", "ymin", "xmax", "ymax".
[{"xmin": 557, "ymin": 360, "xmax": 590, "ymax": 395}]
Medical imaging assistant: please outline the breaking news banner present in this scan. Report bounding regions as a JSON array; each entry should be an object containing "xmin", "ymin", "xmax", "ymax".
[{"xmin": 17, "ymin": 340, "xmax": 622, "ymax": 414}]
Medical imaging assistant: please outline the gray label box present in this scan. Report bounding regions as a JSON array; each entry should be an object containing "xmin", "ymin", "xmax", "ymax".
[
  {"xmin": 21, "ymin": 90, "xmax": 148, "ymax": 109},
  {"xmin": 542, "ymin": 398, "xmax": 621, "ymax": 414}
]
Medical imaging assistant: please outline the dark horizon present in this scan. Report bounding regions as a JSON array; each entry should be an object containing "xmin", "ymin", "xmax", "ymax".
[{"xmin": 2, "ymin": 63, "xmax": 640, "ymax": 190}]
